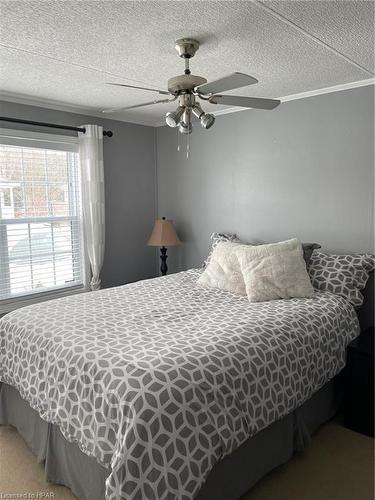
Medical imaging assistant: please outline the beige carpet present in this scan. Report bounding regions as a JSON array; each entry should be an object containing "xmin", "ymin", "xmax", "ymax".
[{"xmin": 0, "ymin": 422, "xmax": 373, "ymax": 500}]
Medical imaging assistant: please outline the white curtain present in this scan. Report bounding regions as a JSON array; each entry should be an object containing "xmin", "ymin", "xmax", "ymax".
[{"xmin": 78, "ymin": 125, "xmax": 105, "ymax": 291}]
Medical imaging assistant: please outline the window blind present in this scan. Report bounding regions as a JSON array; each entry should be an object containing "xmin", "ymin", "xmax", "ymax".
[{"xmin": 0, "ymin": 130, "xmax": 85, "ymax": 310}]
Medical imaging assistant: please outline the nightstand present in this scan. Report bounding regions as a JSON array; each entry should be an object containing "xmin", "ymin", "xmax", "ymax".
[{"xmin": 343, "ymin": 327, "xmax": 374, "ymax": 437}]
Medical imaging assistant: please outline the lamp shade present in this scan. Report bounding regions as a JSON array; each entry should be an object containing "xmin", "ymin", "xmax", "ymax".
[{"xmin": 147, "ymin": 218, "xmax": 181, "ymax": 247}]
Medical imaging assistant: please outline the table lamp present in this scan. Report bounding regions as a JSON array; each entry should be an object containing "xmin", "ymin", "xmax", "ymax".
[{"xmin": 147, "ymin": 217, "xmax": 181, "ymax": 275}]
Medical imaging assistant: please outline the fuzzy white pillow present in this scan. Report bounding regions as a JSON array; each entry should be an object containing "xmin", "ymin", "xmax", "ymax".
[
  {"xmin": 235, "ymin": 238, "xmax": 314, "ymax": 303},
  {"xmin": 197, "ymin": 241, "xmax": 246, "ymax": 295}
]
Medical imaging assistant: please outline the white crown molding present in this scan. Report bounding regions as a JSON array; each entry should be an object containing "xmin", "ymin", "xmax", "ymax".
[
  {"xmin": 188, "ymin": 78, "xmax": 375, "ymax": 123},
  {"xmin": 1, "ymin": 78, "xmax": 374, "ymax": 128},
  {"xmin": 280, "ymin": 78, "xmax": 375, "ymax": 103}
]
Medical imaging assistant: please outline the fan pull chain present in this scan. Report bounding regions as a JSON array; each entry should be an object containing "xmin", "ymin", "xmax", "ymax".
[
  {"xmin": 186, "ymin": 133, "xmax": 190, "ymax": 159},
  {"xmin": 177, "ymin": 128, "xmax": 180, "ymax": 152}
]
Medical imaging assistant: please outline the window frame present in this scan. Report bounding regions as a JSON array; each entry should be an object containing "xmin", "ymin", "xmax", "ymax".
[{"xmin": 0, "ymin": 128, "xmax": 89, "ymax": 314}]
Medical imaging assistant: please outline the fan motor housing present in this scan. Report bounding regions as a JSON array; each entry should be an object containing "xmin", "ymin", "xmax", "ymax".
[{"xmin": 168, "ymin": 74, "xmax": 207, "ymax": 93}]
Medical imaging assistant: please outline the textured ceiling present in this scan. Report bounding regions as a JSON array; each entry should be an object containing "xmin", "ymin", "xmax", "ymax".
[{"xmin": 0, "ymin": 0, "xmax": 374, "ymax": 126}]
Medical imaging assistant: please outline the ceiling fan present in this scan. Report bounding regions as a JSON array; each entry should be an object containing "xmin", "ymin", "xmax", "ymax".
[{"xmin": 103, "ymin": 38, "xmax": 280, "ymax": 134}]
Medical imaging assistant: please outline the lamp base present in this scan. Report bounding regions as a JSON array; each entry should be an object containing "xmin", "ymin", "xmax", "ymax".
[{"xmin": 160, "ymin": 246, "xmax": 168, "ymax": 276}]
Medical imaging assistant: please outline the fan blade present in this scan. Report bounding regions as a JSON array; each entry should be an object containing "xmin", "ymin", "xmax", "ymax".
[
  {"xmin": 107, "ymin": 82, "xmax": 170, "ymax": 96},
  {"xmin": 209, "ymin": 94, "xmax": 280, "ymax": 110},
  {"xmin": 195, "ymin": 72, "xmax": 258, "ymax": 95},
  {"xmin": 103, "ymin": 98, "xmax": 175, "ymax": 113}
]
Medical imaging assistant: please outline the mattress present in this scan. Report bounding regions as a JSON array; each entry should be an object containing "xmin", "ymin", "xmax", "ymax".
[
  {"xmin": 0, "ymin": 377, "xmax": 342, "ymax": 500},
  {"xmin": 0, "ymin": 269, "xmax": 360, "ymax": 500}
]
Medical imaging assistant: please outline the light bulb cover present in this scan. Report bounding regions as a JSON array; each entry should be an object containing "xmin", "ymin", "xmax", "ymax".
[
  {"xmin": 165, "ymin": 107, "xmax": 185, "ymax": 128},
  {"xmin": 192, "ymin": 103, "xmax": 204, "ymax": 119},
  {"xmin": 201, "ymin": 113, "xmax": 215, "ymax": 130}
]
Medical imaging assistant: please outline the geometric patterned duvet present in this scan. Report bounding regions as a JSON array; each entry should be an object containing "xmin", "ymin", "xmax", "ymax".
[{"xmin": 0, "ymin": 269, "xmax": 359, "ymax": 500}]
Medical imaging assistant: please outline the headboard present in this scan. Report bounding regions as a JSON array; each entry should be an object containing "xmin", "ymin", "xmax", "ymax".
[{"xmin": 357, "ymin": 271, "xmax": 374, "ymax": 331}]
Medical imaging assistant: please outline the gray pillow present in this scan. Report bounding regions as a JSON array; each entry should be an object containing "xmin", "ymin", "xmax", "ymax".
[
  {"xmin": 203, "ymin": 233, "xmax": 320, "ymax": 268},
  {"xmin": 308, "ymin": 251, "xmax": 375, "ymax": 308},
  {"xmin": 302, "ymin": 243, "xmax": 322, "ymax": 268}
]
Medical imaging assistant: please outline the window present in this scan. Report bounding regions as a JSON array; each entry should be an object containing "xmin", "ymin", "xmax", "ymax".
[
  {"xmin": 0, "ymin": 128, "xmax": 86, "ymax": 312},
  {"xmin": 2, "ymin": 188, "xmax": 11, "ymax": 207}
]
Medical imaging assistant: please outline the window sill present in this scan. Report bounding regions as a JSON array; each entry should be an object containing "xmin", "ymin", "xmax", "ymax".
[{"xmin": 0, "ymin": 283, "xmax": 89, "ymax": 315}]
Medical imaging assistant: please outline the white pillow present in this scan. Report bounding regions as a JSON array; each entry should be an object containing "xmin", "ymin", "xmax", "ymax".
[
  {"xmin": 235, "ymin": 238, "xmax": 314, "ymax": 303},
  {"xmin": 197, "ymin": 241, "xmax": 246, "ymax": 295},
  {"xmin": 203, "ymin": 232, "xmax": 241, "ymax": 267}
]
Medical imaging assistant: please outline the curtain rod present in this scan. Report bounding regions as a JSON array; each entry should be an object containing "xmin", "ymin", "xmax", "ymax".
[{"xmin": 0, "ymin": 117, "xmax": 113, "ymax": 137}]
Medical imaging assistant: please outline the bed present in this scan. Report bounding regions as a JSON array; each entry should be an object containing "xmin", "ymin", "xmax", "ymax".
[{"xmin": 0, "ymin": 268, "xmax": 366, "ymax": 500}]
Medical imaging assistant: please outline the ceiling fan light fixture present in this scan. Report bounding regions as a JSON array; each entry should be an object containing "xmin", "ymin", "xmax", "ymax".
[
  {"xmin": 182, "ymin": 108, "xmax": 191, "ymax": 125},
  {"xmin": 192, "ymin": 103, "xmax": 204, "ymax": 119},
  {"xmin": 200, "ymin": 113, "xmax": 215, "ymax": 130},
  {"xmin": 105, "ymin": 39, "xmax": 280, "ymax": 139},
  {"xmin": 165, "ymin": 107, "xmax": 184, "ymax": 128},
  {"xmin": 178, "ymin": 121, "xmax": 192, "ymax": 135}
]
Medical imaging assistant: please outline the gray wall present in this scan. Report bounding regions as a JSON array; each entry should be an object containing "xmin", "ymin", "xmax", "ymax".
[
  {"xmin": 156, "ymin": 85, "xmax": 374, "ymax": 273},
  {"xmin": 2, "ymin": 85, "xmax": 374, "ymax": 283},
  {"xmin": 0, "ymin": 101, "xmax": 158, "ymax": 288}
]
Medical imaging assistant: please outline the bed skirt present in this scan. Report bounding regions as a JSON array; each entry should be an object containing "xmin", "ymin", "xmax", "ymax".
[{"xmin": 0, "ymin": 378, "xmax": 342, "ymax": 500}]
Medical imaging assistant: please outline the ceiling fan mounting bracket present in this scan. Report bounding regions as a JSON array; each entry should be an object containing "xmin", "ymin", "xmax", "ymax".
[{"xmin": 174, "ymin": 38, "xmax": 200, "ymax": 59}]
